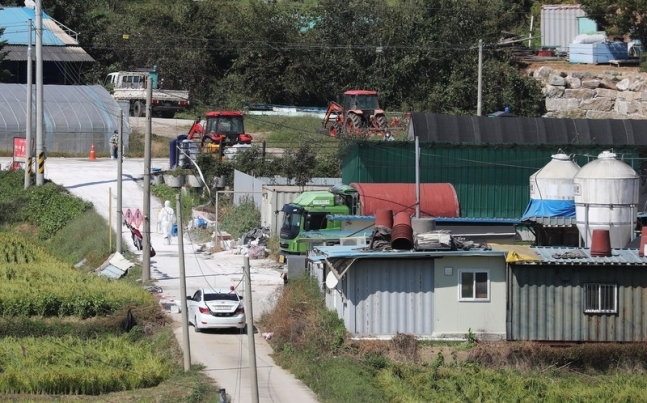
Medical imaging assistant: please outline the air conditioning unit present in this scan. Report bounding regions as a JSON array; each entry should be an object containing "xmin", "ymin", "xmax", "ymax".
[{"xmin": 339, "ymin": 236, "xmax": 368, "ymax": 246}]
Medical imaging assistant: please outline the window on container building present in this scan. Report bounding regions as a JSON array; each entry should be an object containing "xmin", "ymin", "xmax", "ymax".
[
  {"xmin": 584, "ymin": 283, "xmax": 617, "ymax": 314},
  {"xmin": 458, "ymin": 270, "xmax": 490, "ymax": 302}
]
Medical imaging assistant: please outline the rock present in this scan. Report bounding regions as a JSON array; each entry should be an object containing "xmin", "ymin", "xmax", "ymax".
[
  {"xmin": 535, "ymin": 66, "xmax": 554, "ymax": 79},
  {"xmin": 616, "ymin": 100, "xmax": 641, "ymax": 115},
  {"xmin": 571, "ymin": 71, "xmax": 594, "ymax": 79},
  {"xmin": 579, "ymin": 97, "xmax": 614, "ymax": 111},
  {"xmin": 545, "ymin": 98, "xmax": 580, "ymax": 111},
  {"xmin": 595, "ymin": 88, "xmax": 617, "ymax": 99},
  {"xmin": 566, "ymin": 76, "xmax": 581, "ymax": 89},
  {"xmin": 581, "ymin": 79, "xmax": 601, "ymax": 89},
  {"xmin": 564, "ymin": 89, "xmax": 595, "ymax": 99},
  {"xmin": 617, "ymin": 91, "xmax": 642, "ymax": 101},
  {"xmin": 585, "ymin": 110, "xmax": 624, "ymax": 119},
  {"xmin": 548, "ymin": 110, "xmax": 586, "ymax": 119},
  {"xmin": 548, "ymin": 75, "xmax": 566, "ymax": 86},
  {"xmin": 544, "ymin": 85, "xmax": 564, "ymax": 98},
  {"xmin": 629, "ymin": 79, "xmax": 647, "ymax": 92},
  {"xmin": 616, "ymin": 78, "xmax": 631, "ymax": 91},
  {"xmin": 599, "ymin": 79, "xmax": 618, "ymax": 90}
]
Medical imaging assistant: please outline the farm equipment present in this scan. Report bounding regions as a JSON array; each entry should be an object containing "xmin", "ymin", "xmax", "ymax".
[
  {"xmin": 321, "ymin": 90, "xmax": 389, "ymax": 138},
  {"xmin": 187, "ymin": 111, "xmax": 253, "ymax": 155}
]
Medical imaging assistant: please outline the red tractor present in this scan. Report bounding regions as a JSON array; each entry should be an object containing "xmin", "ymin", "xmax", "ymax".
[
  {"xmin": 187, "ymin": 111, "xmax": 253, "ymax": 154},
  {"xmin": 321, "ymin": 90, "xmax": 388, "ymax": 138}
]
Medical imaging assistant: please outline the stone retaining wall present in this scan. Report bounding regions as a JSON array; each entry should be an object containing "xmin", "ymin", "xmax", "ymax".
[{"xmin": 529, "ymin": 66, "xmax": 647, "ymax": 119}]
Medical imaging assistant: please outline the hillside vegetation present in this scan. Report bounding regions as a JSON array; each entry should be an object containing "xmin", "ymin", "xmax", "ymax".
[
  {"xmin": 1, "ymin": 0, "xmax": 548, "ymax": 116},
  {"xmin": 0, "ymin": 170, "xmax": 221, "ymax": 401}
]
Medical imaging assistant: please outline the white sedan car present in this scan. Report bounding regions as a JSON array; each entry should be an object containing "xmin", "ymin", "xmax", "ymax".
[{"xmin": 187, "ymin": 288, "xmax": 246, "ymax": 332}]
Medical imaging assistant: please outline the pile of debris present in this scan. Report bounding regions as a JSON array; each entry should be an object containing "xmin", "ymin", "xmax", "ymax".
[
  {"xmin": 240, "ymin": 227, "xmax": 270, "ymax": 259},
  {"xmin": 368, "ymin": 227, "xmax": 491, "ymax": 252}
]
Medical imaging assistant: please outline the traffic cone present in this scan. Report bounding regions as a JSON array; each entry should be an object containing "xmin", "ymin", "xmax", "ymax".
[{"xmin": 89, "ymin": 144, "xmax": 96, "ymax": 160}]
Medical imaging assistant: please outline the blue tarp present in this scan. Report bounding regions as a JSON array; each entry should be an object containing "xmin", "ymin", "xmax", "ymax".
[{"xmin": 522, "ymin": 199, "xmax": 575, "ymax": 220}]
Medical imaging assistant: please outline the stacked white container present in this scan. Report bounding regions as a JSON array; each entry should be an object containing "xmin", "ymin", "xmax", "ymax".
[
  {"xmin": 574, "ymin": 151, "xmax": 639, "ymax": 248},
  {"xmin": 530, "ymin": 153, "xmax": 580, "ymax": 201}
]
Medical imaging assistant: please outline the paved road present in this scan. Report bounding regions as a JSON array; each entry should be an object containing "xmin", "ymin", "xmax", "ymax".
[{"xmin": 8, "ymin": 156, "xmax": 319, "ymax": 403}]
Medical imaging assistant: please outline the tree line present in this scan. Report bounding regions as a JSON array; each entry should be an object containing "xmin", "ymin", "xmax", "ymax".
[
  {"xmin": 2, "ymin": 0, "xmax": 642, "ymax": 117},
  {"xmin": 0, "ymin": 0, "xmax": 548, "ymax": 116}
]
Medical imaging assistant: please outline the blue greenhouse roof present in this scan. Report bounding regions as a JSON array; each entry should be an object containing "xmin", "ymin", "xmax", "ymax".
[
  {"xmin": 0, "ymin": 7, "xmax": 75, "ymax": 46},
  {"xmin": 520, "ymin": 247, "xmax": 647, "ymax": 265}
]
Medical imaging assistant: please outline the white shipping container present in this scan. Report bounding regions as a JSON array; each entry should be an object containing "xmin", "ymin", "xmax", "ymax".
[{"xmin": 261, "ymin": 185, "xmax": 332, "ymax": 235}]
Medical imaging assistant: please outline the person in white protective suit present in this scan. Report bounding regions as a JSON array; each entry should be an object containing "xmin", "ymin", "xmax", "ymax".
[{"xmin": 158, "ymin": 200, "xmax": 176, "ymax": 245}]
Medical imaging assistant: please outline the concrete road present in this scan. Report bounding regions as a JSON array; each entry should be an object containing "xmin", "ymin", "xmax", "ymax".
[{"xmin": 9, "ymin": 156, "xmax": 319, "ymax": 403}]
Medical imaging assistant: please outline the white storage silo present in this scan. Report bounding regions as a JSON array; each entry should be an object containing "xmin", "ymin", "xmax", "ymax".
[
  {"xmin": 522, "ymin": 153, "xmax": 580, "ymax": 219},
  {"xmin": 574, "ymin": 151, "xmax": 639, "ymax": 248}
]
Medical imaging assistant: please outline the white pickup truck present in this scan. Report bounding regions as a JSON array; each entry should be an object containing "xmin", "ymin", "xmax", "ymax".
[{"xmin": 104, "ymin": 69, "xmax": 189, "ymax": 118}]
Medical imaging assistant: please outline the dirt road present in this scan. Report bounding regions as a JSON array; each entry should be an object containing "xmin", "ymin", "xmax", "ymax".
[{"xmin": 129, "ymin": 117, "xmax": 194, "ymax": 138}]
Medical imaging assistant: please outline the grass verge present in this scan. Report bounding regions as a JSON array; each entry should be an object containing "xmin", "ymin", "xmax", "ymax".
[{"xmin": 261, "ymin": 275, "xmax": 647, "ymax": 403}]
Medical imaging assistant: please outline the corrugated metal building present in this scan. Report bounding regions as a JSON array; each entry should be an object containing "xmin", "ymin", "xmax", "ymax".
[
  {"xmin": 341, "ymin": 113, "xmax": 646, "ymax": 218},
  {"xmin": 0, "ymin": 7, "xmax": 94, "ymax": 84},
  {"xmin": 342, "ymin": 142, "xmax": 640, "ymax": 218},
  {"xmin": 508, "ymin": 247, "xmax": 647, "ymax": 342},
  {"xmin": 233, "ymin": 170, "xmax": 340, "ymax": 207},
  {"xmin": 0, "ymin": 84, "xmax": 130, "ymax": 154},
  {"xmin": 310, "ymin": 245, "xmax": 507, "ymax": 339},
  {"xmin": 541, "ymin": 4, "xmax": 598, "ymax": 53}
]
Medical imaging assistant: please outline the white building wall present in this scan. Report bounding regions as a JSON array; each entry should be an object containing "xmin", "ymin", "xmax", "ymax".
[{"xmin": 433, "ymin": 256, "xmax": 506, "ymax": 340}]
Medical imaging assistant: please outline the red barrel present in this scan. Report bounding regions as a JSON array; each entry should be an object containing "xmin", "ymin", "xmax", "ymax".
[
  {"xmin": 350, "ymin": 183, "xmax": 459, "ymax": 217},
  {"xmin": 375, "ymin": 209, "xmax": 394, "ymax": 228},
  {"xmin": 392, "ymin": 212, "xmax": 413, "ymax": 250},
  {"xmin": 591, "ymin": 229, "xmax": 612, "ymax": 257}
]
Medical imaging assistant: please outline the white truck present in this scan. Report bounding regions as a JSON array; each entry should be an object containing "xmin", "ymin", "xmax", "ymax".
[{"xmin": 104, "ymin": 68, "xmax": 189, "ymax": 118}]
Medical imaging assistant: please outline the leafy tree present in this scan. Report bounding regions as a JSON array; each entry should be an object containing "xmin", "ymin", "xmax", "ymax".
[
  {"xmin": 0, "ymin": 27, "xmax": 10, "ymax": 82},
  {"xmin": 579, "ymin": 1, "xmax": 647, "ymax": 55},
  {"xmin": 282, "ymin": 141, "xmax": 317, "ymax": 188}
]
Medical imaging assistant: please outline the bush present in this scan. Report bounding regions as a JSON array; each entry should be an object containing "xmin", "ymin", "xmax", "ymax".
[
  {"xmin": 20, "ymin": 183, "xmax": 92, "ymax": 239},
  {"xmin": 219, "ymin": 196, "xmax": 260, "ymax": 239},
  {"xmin": 259, "ymin": 275, "xmax": 346, "ymax": 356}
]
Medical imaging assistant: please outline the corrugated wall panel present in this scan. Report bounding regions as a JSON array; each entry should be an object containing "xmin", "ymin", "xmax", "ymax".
[
  {"xmin": 541, "ymin": 6, "xmax": 586, "ymax": 53},
  {"xmin": 342, "ymin": 143, "xmax": 640, "ymax": 218},
  {"xmin": 349, "ymin": 259, "xmax": 434, "ymax": 336},
  {"xmin": 510, "ymin": 265, "xmax": 647, "ymax": 342}
]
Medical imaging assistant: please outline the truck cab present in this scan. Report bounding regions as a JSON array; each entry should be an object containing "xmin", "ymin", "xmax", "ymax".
[
  {"xmin": 279, "ymin": 185, "xmax": 359, "ymax": 255},
  {"xmin": 104, "ymin": 70, "xmax": 158, "ymax": 91}
]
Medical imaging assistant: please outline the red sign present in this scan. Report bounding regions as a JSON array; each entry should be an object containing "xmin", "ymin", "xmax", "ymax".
[
  {"xmin": 134, "ymin": 209, "xmax": 143, "ymax": 229},
  {"xmin": 13, "ymin": 137, "xmax": 27, "ymax": 159}
]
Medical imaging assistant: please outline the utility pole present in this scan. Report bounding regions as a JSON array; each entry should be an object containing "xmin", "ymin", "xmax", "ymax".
[
  {"xmin": 177, "ymin": 194, "xmax": 191, "ymax": 371},
  {"xmin": 528, "ymin": 16, "xmax": 534, "ymax": 48},
  {"xmin": 142, "ymin": 75, "xmax": 152, "ymax": 282},
  {"xmin": 35, "ymin": 0, "xmax": 44, "ymax": 185},
  {"xmin": 243, "ymin": 255, "xmax": 259, "ymax": 403},
  {"xmin": 415, "ymin": 136, "xmax": 420, "ymax": 219},
  {"xmin": 477, "ymin": 39, "xmax": 483, "ymax": 117},
  {"xmin": 116, "ymin": 110, "xmax": 123, "ymax": 254},
  {"xmin": 24, "ymin": 19, "xmax": 33, "ymax": 189}
]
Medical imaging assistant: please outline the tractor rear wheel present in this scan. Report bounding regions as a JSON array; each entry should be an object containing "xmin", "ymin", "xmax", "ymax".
[
  {"xmin": 345, "ymin": 114, "xmax": 362, "ymax": 136},
  {"xmin": 376, "ymin": 115, "xmax": 388, "ymax": 128}
]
